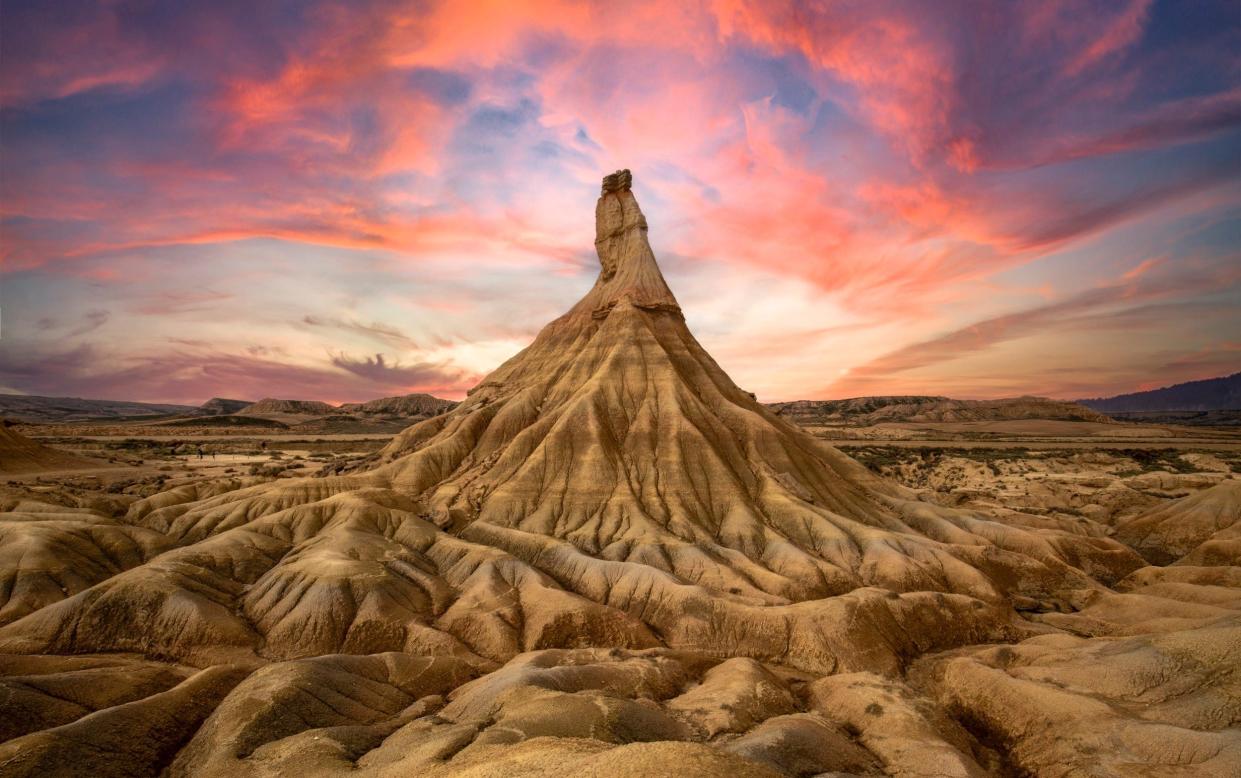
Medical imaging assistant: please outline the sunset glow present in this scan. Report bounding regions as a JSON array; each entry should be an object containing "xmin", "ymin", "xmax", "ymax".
[{"xmin": 2, "ymin": 0, "xmax": 1238, "ymax": 403}]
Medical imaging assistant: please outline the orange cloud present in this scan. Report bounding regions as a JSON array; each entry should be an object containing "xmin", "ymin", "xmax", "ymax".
[{"xmin": 3, "ymin": 0, "xmax": 1237, "ymax": 404}]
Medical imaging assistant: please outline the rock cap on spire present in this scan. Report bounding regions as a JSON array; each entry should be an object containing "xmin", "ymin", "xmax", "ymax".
[
  {"xmin": 601, "ymin": 169, "xmax": 632, "ymax": 195},
  {"xmin": 579, "ymin": 168, "xmax": 680, "ymax": 317}
]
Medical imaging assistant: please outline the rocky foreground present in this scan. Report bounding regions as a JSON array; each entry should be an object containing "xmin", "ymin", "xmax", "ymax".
[{"xmin": 0, "ymin": 173, "xmax": 1237, "ymax": 777}]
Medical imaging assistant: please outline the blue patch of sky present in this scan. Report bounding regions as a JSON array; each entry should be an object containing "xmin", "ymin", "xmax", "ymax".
[
  {"xmin": 1, "ymin": 80, "xmax": 199, "ymax": 157},
  {"xmin": 725, "ymin": 47, "xmax": 819, "ymax": 114},
  {"xmin": 574, "ymin": 126, "xmax": 602, "ymax": 150},
  {"xmin": 1138, "ymin": 0, "xmax": 1240, "ymax": 100},
  {"xmin": 405, "ymin": 67, "xmax": 473, "ymax": 106}
]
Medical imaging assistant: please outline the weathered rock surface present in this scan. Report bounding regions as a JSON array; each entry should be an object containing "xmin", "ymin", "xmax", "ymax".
[
  {"xmin": 337, "ymin": 393, "xmax": 457, "ymax": 417},
  {"xmin": 913, "ymin": 620, "xmax": 1241, "ymax": 777},
  {"xmin": 238, "ymin": 398, "xmax": 337, "ymax": 416},
  {"xmin": 1115, "ymin": 479, "xmax": 1241, "ymax": 565},
  {"xmin": 0, "ymin": 172, "xmax": 1236, "ymax": 776}
]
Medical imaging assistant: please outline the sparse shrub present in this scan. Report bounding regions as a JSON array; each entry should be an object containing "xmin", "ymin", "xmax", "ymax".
[{"xmin": 248, "ymin": 463, "xmax": 288, "ymax": 477}]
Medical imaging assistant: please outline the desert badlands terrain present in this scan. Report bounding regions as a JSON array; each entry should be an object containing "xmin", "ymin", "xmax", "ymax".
[{"xmin": 1, "ymin": 173, "xmax": 1238, "ymax": 777}]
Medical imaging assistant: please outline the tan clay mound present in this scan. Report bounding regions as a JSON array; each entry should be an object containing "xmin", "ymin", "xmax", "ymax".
[
  {"xmin": 196, "ymin": 397, "xmax": 252, "ymax": 416},
  {"xmin": 0, "ymin": 174, "xmax": 1145, "ymax": 670},
  {"xmin": 236, "ymin": 398, "xmax": 337, "ymax": 423},
  {"xmin": 1114, "ymin": 479, "xmax": 1241, "ymax": 565},
  {"xmin": 0, "ymin": 171, "xmax": 1236, "ymax": 777},
  {"xmin": 0, "ymin": 508, "xmax": 172, "ymax": 626},
  {"xmin": 166, "ymin": 648, "xmax": 953, "ymax": 777},
  {"xmin": 239, "ymin": 398, "xmax": 337, "ymax": 416},
  {"xmin": 0, "ymin": 421, "xmax": 101, "ymax": 474},
  {"xmin": 338, "ymin": 393, "xmax": 457, "ymax": 417},
  {"xmin": 913, "ymin": 619, "xmax": 1241, "ymax": 777}
]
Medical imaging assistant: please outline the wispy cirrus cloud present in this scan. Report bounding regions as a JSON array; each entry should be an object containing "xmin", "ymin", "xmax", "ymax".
[
  {"xmin": 302, "ymin": 316, "xmax": 419, "ymax": 349},
  {"xmin": 65, "ymin": 310, "xmax": 110, "ymax": 337},
  {"xmin": 828, "ymin": 258, "xmax": 1241, "ymax": 397}
]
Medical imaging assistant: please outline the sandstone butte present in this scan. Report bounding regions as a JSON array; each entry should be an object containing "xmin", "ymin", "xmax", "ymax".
[{"xmin": 0, "ymin": 172, "xmax": 1237, "ymax": 777}]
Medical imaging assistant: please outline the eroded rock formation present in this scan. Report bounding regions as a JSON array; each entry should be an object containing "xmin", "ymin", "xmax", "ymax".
[{"xmin": 0, "ymin": 172, "xmax": 1237, "ymax": 777}]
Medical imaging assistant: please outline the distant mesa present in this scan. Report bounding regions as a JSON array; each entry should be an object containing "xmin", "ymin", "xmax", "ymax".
[
  {"xmin": 337, "ymin": 393, "xmax": 456, "ymax": 417},
  {"xmin": 0, "ymin": 392, "xmax": 458, "ymax": 434},
  {"xmin": 162, "ymin": 415, "xmax": 288, "ymax": 429},
  {"xmin": 195, "ymin": 398, "xmax": 253, "ymax": 416},
  {"xmin": 1080, "ymin": 372, "xmax": 1241, "ymax": 414},
  {"xmin": 169, "ymin": 393, "xmax": 459, "ymax": 433},
  {"xmin": 1101, "ymin": 409, "xmax": 1241, "ymax": 427},
  {"xmin": 231, "ymin": 394, "xmax": 455, "ymax": 420},
  {"xmin": 768, "ymin": 395, "xmax": 1112, "ymax": 425},
  {"xmin": 237, "ymin": 398, "xmax": 337, "ymax": 417},
  {"xmin": 0, "ymin": 394, "xmax": 195, "ymax": 424}
]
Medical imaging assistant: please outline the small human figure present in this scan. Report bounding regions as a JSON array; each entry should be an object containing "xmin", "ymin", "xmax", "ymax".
[{"xmin": 197, "ymin": 445, "xmax": 205, "ymax": 459}]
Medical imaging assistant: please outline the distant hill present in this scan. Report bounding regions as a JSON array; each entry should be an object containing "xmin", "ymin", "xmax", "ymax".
[
  {"xmin": 288, "ymin": 415, "xmax": 418, "ymax": 434},
  {"xmin": 0, "ymin": 419, "xmax": 102, "ymax": 473},
  {"xmin": 0, "ymin": 394, "xmax": 195, "ymax": 423},
  {"xmin": 1079, "ymin": 373, "xmax": 1241, "ymax": 413},
  {"xmin": 337, "ymin": 393, "xmax": 457, "ymax": 417},
  {"xmin": 161, "ymin": 415, "xmax": 288, "ymax": 429},
  {"xmin": 196, "ymin": 398, "xmax": 253, "ymax": 416},
  {"xmin": 1102, "ymin": 410, "xmax": 1241, "ymax": 427},
  {"xmin": 2, "ymin": 391, "xmax": 457, "ymax": 429},
  {"xmin": 237, "ymin": 398, "xmax": 336, "ymax": 417},
  {"xmin": 767, "ymin": 395, "xmax": 1112, "ymax": 426}
]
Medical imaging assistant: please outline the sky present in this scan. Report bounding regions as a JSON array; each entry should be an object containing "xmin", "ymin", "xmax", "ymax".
[{"xmin": 1, "ymin": 0, "xmax": 1238, "ymax": 405}]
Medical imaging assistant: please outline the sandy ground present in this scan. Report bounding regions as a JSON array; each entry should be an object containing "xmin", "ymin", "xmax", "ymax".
[
  {"xmin": 12, "ymin": 422, "xmax": 1237, "ymax": 522},
  {"xmin": 847, "ymin": 443, "xmax": 1239, "ymax": 527},
  {"xmin": 832, "ymin": 439, "xmax": 1241, "ymax": 450},
  {"xmin": 3, "ymin": 424, "xmax": 1237, "ymax": 778},
  {"xmin": 798, "ymin": 419, "xmax": 1241, "ymax": 454},
  {"xmin": 808, "ymin": 418, "xmax": 1241, "ymax": 441},
  {"xmin": 1, "ymin": 435, "xmax": 373, "ymax": 494}
]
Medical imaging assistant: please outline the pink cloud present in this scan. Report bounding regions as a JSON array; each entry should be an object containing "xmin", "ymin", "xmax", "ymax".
[
  {"xmin": 0, "ymin": 343, "xmax": 475, "ymax": 406},
  {"xmin": 1062, "ymin": 0, "xmax": 1153, "ymax": 77},
  {"xmin": 826, "ymin": 260, "xmax": 1241, "ymax": 398},
  {"xmin": 0, "ymin": 6, "xmax": 166, "ymax": 106},
  {"xmin": 2, "ymin": 1, "xmax": 1237, "ymax": 403}
]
